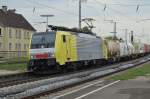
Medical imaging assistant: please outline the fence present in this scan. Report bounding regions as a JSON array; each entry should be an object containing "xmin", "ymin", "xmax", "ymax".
[{"xmin": 0, "ymin": 51, "xmax": 29, "ymax": 63}]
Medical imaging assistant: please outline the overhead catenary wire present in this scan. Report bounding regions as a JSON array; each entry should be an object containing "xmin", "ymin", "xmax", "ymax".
[
  {"xmin": 26, "ymin": 0, "xmax": 78, "ymax": 16},
  {"xmin": 103, "ymin": 3, "xmax": 150, "ymax": 7},
  {"xmin": 24, "ymin": 0, "xmax": 147, "ymax": 25},
  {"xmin": 93, "ymin": 0, "xmax": 139, "ymax": 21},
  {"xmin": 91, "ymin": 0, "xmax": 150, "ymax": 40},
  {"xmin": 79, "ymin": 0, "xmax": 141, "ymax": 35},
  {"xmin": 20, "ymin": 0, "xmax": 150, "ymax": 38},
  {"xmin": 93, "ymin": 0, "xmax": 147, "ymax": 30}
]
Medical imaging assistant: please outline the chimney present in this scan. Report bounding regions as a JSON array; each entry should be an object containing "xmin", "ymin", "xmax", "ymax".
[
  {"xmin": 2, "ymin": 6, "xmax": 7, "ymax": 12},
  {"xmin": 8, "ymin": 9, "xmax": 16, "ymax": 13}
]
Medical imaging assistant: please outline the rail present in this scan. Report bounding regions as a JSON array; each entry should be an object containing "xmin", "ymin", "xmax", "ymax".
[{"xmin": 0, "ymin": 55, "xmax": 149, "ymax": 98}]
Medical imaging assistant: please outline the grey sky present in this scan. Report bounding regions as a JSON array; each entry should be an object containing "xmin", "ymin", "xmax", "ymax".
[{"xmin": 1, "ymin": 0, "xmax": 150, "ymax": 43}]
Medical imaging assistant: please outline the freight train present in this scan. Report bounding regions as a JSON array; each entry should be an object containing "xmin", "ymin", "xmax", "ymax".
[{"xmin": 27, "ymin": 26, "xmax": 150, "ymax": 73}]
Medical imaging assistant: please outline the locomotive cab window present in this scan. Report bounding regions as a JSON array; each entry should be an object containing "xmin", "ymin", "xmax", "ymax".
[
  {"xmin": 31, "ymin": 32, "xmax": 56, "ymax": 49},
  {"xmin": 62, "ymin": 35, "xmax": 66, "ymax": 43}
]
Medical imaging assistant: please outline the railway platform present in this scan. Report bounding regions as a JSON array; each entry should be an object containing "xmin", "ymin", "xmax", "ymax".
[{"xmin": 45, "ymin": 76, "xmax": 150, "ymax": 99}]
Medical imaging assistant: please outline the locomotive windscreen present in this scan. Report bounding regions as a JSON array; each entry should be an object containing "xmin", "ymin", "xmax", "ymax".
[{"xmin": 31, "ymin": 32, "xmax": 56, "ymax": 49}]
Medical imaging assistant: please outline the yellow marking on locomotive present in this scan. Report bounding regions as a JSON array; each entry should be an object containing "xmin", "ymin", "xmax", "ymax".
[
  {"xmin": 70, "ymin": 34, "xmax": 78, "ymax": 61},
  {"xmin": 103, "ymin": 40, "xmax": 108, "ymax": 59},
  {"xmin": 54, "ymin": 31, "xmax": 78, "ymax": 65}
]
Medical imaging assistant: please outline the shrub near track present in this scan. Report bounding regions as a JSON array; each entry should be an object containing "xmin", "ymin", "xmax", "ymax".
[{"xmin": 111, "ymin": 63, "xmax": 150, "ymax": 80}]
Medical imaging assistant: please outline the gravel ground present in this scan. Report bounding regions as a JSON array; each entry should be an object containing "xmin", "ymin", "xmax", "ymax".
[{"xmin": 0, "ymin": 70, "xmax": 23, "ymax": 76}]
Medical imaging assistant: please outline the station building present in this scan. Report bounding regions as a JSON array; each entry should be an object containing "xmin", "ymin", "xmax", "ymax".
[{"xmin": 0, "ymin": 6, "xmax": 36, "ymax": 58}]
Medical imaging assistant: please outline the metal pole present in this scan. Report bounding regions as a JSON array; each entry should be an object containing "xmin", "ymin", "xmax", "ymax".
[
  {"xmin": 79, "ymin": 0, "xmax": 81, "ymax": 30},
  {"xmin": 46, "ymin": 17, "xmax": 49, "ymax": 31},
  {"xmin": 131, "ymin": 31, "xmax": 134, "ymax": 43},
  {"xmin": 40, "ymin": 14, "xmax": 54, "ymax": 32},
  {"xmin": 113, "ymin": 22, "xmax": 117, "ymax": 38},
  {"xmin": 125, "ymin": 29, "xmax": 128, "ymax": 43},
  {"xmin": 104, "ymin": 20, "xmax": 117, "ymax": 39},
  {"xmin": 125, "ymin": 29, "xmax": 129, "ymax": 54}
]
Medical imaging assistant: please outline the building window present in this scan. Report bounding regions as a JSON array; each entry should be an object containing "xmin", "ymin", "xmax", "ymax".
[
  {"xmin": 15, "ymin": 43, "xmax": 18, "ymax": 50},
  {"xmin": 27, "ymin": 32, "xmax": 29, "ymax": 39},
  {"xmin": 0, "ymin": 28, "xmax": 1, "ymax": 35},
  {"xmin": 18, "ymin": 43, "xmax": 21, "ymax": 51},
  {"xmin": 24, "ymin": 31, "xmax": 26, "ymax": 39},
  {"xmin": 27, "ymin": 44, "xmax": 29, "ymax": 49},
  {"xmin": 0, "ymin": 43, "xmax": 1, "ymax": 48},
  {"xmin": 19, "ymin": 30, "xmax": 21, "ymax": 39},
  {"xmin": 16, "ymin": 29, "xmax": 18, "ymax": 38},
  {"xmin": 9, "ymin": 29, "xmax": 12, "ymax": 38},
  {"xmin": 24, "ymin": 44, "xmax": 26, "ymax": 50},
  {"xmin": 9, "ymin": 43, "xmax": 12, "ymax": 50}
]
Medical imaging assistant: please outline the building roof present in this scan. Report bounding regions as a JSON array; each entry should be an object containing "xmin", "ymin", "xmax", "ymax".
[{"xmin": 0, "ymin": 9, "xmax": 36, "ymax": 31}]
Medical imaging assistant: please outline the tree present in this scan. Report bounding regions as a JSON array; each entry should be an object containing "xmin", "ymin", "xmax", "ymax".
[
  {"xmin": 71, "ymin": 27, "xmax": 79, "ymax": 32},
  {"xmin": 105, "ymin": 36, "xmax": 123, "ymax": 41},
  {"xmin": 82, "ymin": 26, "xmax": 92, "ymax": 33}
]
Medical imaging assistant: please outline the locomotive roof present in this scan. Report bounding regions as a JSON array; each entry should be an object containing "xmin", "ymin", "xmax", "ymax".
[
  {"xmin": 33, "ymin": 31, "xmax": 101, "ymax": 39},
  {"xmin": 33, "ymin": 31, "xmax": 56, "ymax": 35},
  {"xmin": 48, "ymin": 25, "xmax": 97, "ymax": 36}
]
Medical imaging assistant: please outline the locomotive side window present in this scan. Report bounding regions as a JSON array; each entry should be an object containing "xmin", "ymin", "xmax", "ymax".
[{"xmin": 62, "ymin": 35, "xmax": 66, "ymax": 43}]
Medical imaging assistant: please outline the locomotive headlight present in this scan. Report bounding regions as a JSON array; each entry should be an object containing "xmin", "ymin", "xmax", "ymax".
[
  {"xmin": 51, "ymin": 53, "xmax": 55, "ymax": 57},
  {"xmin": 48, "ymin": 53, "xmax": 54, "ymax": 58},
  {"xmin": 30, "ymin": 55, "xmax": 34, "ymax": 59}
]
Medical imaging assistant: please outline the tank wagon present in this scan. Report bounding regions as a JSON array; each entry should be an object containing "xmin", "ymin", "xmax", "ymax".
[
  {"xmin": 27, "ymin": 27, "xmax": 150, "ymax": 73},
  {"xmin": 144, "ymin": 44, "xmax": 150, "ymax": 54},
  {"xmin": 104, "ymin": 40, "xmax": 120, "ymax": 62}
]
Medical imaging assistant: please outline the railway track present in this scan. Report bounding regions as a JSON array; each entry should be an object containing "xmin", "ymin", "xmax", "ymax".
[
  {"xmin": 0, "ymin": 71, "xmax": 68, "ymax": 88},
  {"xmin": 0, "ymin": 73, "xmax": 46, "ymax": 88},
  {"xmin": 0, "ymin": 56, "xmax": 144, "ymax": 88},
  {"xmin": 0, "ymin": 55, "xmax": 149, "ymax": 98},
  {"xmin": 0, "ymin": 72, "xmax": 30, "ymax": 87}
]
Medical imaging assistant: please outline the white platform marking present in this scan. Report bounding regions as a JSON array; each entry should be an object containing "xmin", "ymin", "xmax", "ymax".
[
  {"xmin": 52, "ymin": 80, "xmax": 103, "ymax": 99},
  {"xmin": 75, "ymin": 80, "xmax": 120, "ymax": 99}
]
